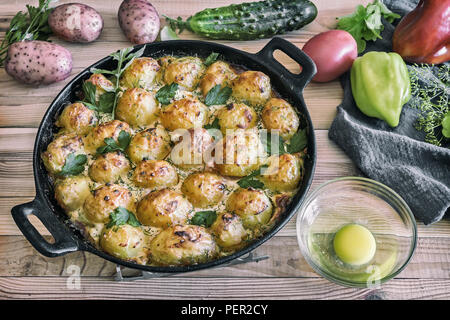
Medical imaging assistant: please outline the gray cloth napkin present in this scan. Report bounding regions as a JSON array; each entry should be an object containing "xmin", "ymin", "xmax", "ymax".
[{"xmin": 328, "ymin": 0, "xmax": 450, "ymax": 225}]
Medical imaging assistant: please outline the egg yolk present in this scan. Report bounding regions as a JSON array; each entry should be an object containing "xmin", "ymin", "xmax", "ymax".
[{"xmin": 333, "ymin": 224, "xmax": 376, "ymax": 266}]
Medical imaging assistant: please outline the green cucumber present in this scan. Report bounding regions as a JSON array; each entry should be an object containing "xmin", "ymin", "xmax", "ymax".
[{"xmin": 164, "ymin": 0, "xmax": 318, "ymax": 40}]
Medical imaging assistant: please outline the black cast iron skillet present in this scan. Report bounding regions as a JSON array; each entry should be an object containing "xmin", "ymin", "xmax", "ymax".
[{"xmin": 11, "ymin": 37, "xmax": 317, "ymax": 273}]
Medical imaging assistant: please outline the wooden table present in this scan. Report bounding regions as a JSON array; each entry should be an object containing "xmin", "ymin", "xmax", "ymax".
[{"xmin": 0, "ymin": 0, "xmax": 449, "ymax": 300}]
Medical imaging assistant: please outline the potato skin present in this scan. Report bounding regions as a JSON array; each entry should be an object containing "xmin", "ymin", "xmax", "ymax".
[
  {"xmin": 127, "ymin": 126, "xmax": 171, "ymax": 163},
  {"xmin": 48, "ymin": 3, "xmax": 103, "ymax": 43},
  {"xmin": 56, "ymin": 102, "xmax": 97, "ymax": 135},
  {"xmin": 118, "ymin": 0, "xmax": 160, "ymax": 44},
  {"xmin": 199, "ymin": 61, "xmax": 237, "ymax": 96},
  {"xmin": 100, "ymin": 224, "xmax": 146, "ymax": 262},
  {"xmin": 54, "ymin": 176, "xmax": 91, "ymax": 211},
  {"xmin": 5, "ymin": 40, "xmax": 72, "ymax": 85},
  {"xmin": 89, "ymin": 151, "xmax": 130, "ymax": 183},
  {"xmin": 84, "ymin": 120, "xmax": 132, "ymax": 153},
  {"xmin": 231, "ymin": 71, "xmax": 271, "ymax": 106},
  {"xmin": 115, "ymin": 88, "xmax": 158, "ymax": 128},
  {"xmin": 170, "ymin": 128, "xmax": 214, "ymax": 168},
  {"xmin": 260, "ymin": 153, "xmax": 303, "ymax": 192},
  {"xmin": 226, "ymin": 188, "xmax": 273, "ymax": 229},
  {"xmin": 120, "ymin": 57, "xmax": 160, "ymax": 89},
  {"xmin": 150, "ymin": 224, "xmax": 217, "ymax": 266},
  {"xmin": 214, "ymin": 130, "xmax": 265, "ymax": 177},
  {"xmin": 84, "ymin": 184, "xmax": 135, "ymax": 223},
  {"xmin": 163, "ymin": 57, "xmax": 205, "ymax": 90},
  {"xmin": 181, "ymin": 172, "xmax": 226, "ymax": 208},
  {"xmin": 41, "ymin": 133, "xmax": 84, "ymax": 175},
  {"xmin": 262, "ymin": 98, "xmax": 300, "ymax": 140},
  {"xmin": 137, "ymin": 189, "xmax": 193, "ymax": 228},
  {"xmin": 210, "ymin": 212, "xmax": 247, "ymax": 248},
  {"xmin": 217, "ymin": 102, "xmax": 257, "ymax": 132},
  {"xmin": 132, "ymin": 160, "xmax": 178, "ymax": 189},
  {"xmin": 160, "ymin": 98, "xmax": 208, "ymax": 131},
  {"xmin": 85, "ymin": 73, "xmax": 114, "ymax": 101}
]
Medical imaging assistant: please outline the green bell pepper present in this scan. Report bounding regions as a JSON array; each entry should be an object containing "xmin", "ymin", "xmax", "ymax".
[
  {"xmin": 442, "ymin": 111, "xmax": 450, "ymax": 138},
  {"xmin": 350, "ymin": 51, "xmax": 411, "ymax": 127}
]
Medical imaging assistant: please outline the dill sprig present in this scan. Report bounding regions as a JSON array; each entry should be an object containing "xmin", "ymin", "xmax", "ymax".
[
  {"xmin": 408, "ymin": 63, "xmax": 449, "ymax": 148},
  {"xmin": 0, "ymin": 0, "xmax": 54, "ymax": 66}
]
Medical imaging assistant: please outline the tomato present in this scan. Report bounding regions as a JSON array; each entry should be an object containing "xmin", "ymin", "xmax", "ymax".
[{"xmin": 302, "ymin": 30, "xmax": 358, "ymax": 83}]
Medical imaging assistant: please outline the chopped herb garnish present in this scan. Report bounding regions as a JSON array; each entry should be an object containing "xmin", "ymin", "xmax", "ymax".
[
  {"xmin": 190, "ymin": 210, "xmax": 217, "ymax": 228},
  {"xmin": 59, "ymin": 153, "xmax": 87, "ymax": 176},
  {"xmin": 204, "ymin": 85, "xmax": 232, "ymax": 106},
  {"xmin": 79, "ymin": 81, "xmax": 115, "ymax": 113},
  {"xmin": 260, "ymin": 132, "xmax": 286, "ymax": 156},
  {"xmin": 204, "ymin": 117, "xmax": 220, "ymax": 130},
  {"xmin": 106, "ymin": 207, "xmax": 141, "ymax": 229},
  {"xmin": 237, "ymin": 165, "xmax": 268, "ymax": 189},
  {"xmin": 155, "ymin": 83, "xmax": 179, "ymax": 105},
  {"xmin": 96, "ymin": 130, "xmax": 131, "ymax": 154},
  {"xmin": 286, "ymin": 129, "xmax": 308, "ymax": 153},
  {"xmin": 204, "ymin": 52, "xmax": 219, "ymax": 66}
]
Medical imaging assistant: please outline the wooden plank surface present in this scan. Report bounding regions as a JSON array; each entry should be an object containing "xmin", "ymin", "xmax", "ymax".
[{"xmin": 0, "ymin": 0, "xmax": 449, "ymax": 300}]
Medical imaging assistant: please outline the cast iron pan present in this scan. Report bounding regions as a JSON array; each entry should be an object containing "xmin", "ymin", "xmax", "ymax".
[{"xmin": 11, "ymin": 37, "xmax": 317, "ymax": 273}]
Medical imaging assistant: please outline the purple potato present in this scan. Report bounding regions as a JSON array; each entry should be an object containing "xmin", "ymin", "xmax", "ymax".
[
  {"xmin": 48, "ymin": 3, "xmax": 104, "ymax": 43},
  {"xmin": 5, "ymin": 40, "xmax": 73, "ymax": 85},
  {"xmin": 118, "ymin": 0, "xmax": 160, "ymax": 44}
]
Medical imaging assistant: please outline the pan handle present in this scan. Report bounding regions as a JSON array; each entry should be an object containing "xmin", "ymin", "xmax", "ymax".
[
  {"xmin": 11, "ymin": 198, "xmax": 79, "ymax": 257},
  {"xmin": 256, "ymin": 37, "xmax": 317, "ymax": 91}
]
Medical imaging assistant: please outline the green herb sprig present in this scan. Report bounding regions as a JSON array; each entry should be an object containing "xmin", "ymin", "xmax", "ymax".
[
  {"xmin": 59, "ymin": 153, "xmax": 87, "ymax": 176},
  {"xmin": 0, "ymin": 0, "xmax": 54, "ymax": 66},
  {"xmin": 260, "ymin": 129, "xmax": 308, "ymax": 156},
  {"xmin": 96, "ymin": 130, "xmax": 131, "ymax": 154},
  {"xmin": 204, "ymin": 52, "xmax": 219, "ymax": 66},
  {"xmin": 155, "ymin": 83, "xmax": 179, "ymax": 105},
  {"xmin": 106, "ymin": 207, "xmax": 141, "ymax": 229},
  {"xmin": 190, "ymin": 210, "xmax": 217, "ymax": 228},
  {"xmin": 237, "ymin": 165, "xmax": 268, "ymax": 189},
  {"xmin": 79, "ymin": 81, "xmax": 115, "ymax": 113},
  {"xmin": 204, "ymin": 85, "xmax": 232, "ymax": 106}
]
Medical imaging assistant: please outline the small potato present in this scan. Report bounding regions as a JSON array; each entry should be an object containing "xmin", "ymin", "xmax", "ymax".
[
  {"xmin": 163, "ymin": 57, "xmax": 205, "ymax": 90},
  {"xmin": 226, "ymin": 188, "xmax": 273, "ymax": 229},
  {"xmin": 132, "ymin": 160, "xmax": 178, "ymax": 189},
  {"xmin": 84, "ymin": 120, "xmax": 132, "ymax": 153},
  {"xmin": 199, "ymin": 61, "xmax": 237, "ymax": 96},
  {"xmin": 127, "ymin": 126, "xmax": 171, "ymax": 163},
  {"xmin": 84, "ymin": 184, "xmax": 135, "ymax": 223},
  {"xmin": 210, "ymin": 212, "xmax": 247, "ymax": 248},
  {"xmin": 231, "ymin": 71, "xmax": 271, "ymax": 106},
  {"xmin": 89, "ymin": 151, "xmax": 130, "ymax": 183},
  {"xmin": 100, "ymin": 224, "xmax": 146, "ymax": 262},
  {"xmin": 136, "ymin": 189, "xmax": 193, "ymax": 228},
  {"xmin": 48, "ymin": 3, "xmax": 104, "ymax": 43},
  {"xmin": 54, "ymin": 176, "xmax": 91, "ymax": 211},
  {"xmin": 149, "ymin": 224, "xmax": 217, "ymax": 266},
  {"xmin": 170, "ymin": 128, "xmax": 215, "ymax": 168},
  {"xmin": 118, "ymin": 0, "xmax": 160, "ymax": 44},
  {"xmin": 41, "ymin": 133, "xmax": 84, "ymax": 175},
  {"xmin": 217, "ymin": 102, "xmax": 257, "ymax": 132},
  {"xmin": 115, "ymin": 88, "xmax": 158, "ymax": 127},
  {"xmin": 120, "ymin": 57, "xmax": 161, "ymax": 89},
  {"xmin": 160, "ymin": 97, "xmax": 208, "ymax": 131},
  {"xmin": 214, "ymin": 130, "xmax": 265, "ymax": 177},
  {"xmin": 56, "ymin": 102, "xmax": 97, "ymax": 135},
  {"xmin": 260, "ymin": 153, "xmax": 304, "ymax": 192},
  {"xmin": 181, "ymin": 172, "xmax": 226, "ymax": 208},
  {"xmin": 85, "ymin": 73, "xmax": 114, "ymax": 101},
  {"xmin": 5, "ymin": 40, "xmax": 72, "ymax": 85},
  {"xmin": 261, "ymin": 98, "xmax": 300, "ymax": 140}
]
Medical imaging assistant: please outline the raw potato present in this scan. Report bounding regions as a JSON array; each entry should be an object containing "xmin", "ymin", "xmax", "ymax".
[
  {"xmin": 118, "ymin": 0, "xmax": 161, "ymax": 44},
  {"xmin": 48, "ymin": 3, "xmax": 104, "ymax": 43},
  {"xmin": 5, "ymin": 40, "xmax": 72, "ymax": 85}
]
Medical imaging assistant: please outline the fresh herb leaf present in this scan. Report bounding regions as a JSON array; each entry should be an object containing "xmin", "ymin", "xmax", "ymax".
[
  {"xmin": 106, "ymin": 207, "xmax": 141, "ymax": 229},
  {"xmin": 190, "ymin": 210, "xmax": 217, "ymax": 228},
  {"xmin": 97, "ymin": 91, "xmax": 115, "ymax": 113},
  {"xmin": 237, "ymin": 165, "xmax": 268, "ymax": 189},
  {"xmin": 336, "ymin": 0, "xmax": 400, "ymax": 53},
  {"xmin": 0, "ymin": 0, "xmax": 54, "ymax": 66},
  {"xmin": 260, "ymin": 132, "xmax": 286, "ymax": 156},
  {"xmin": 204, "ymin": 85, "xmax": 232, "ymax": 106},
  {"xmin": 156, "ymin": 83, "xmax": 179, "ymax": 105},
  {"xmin": 59, "ymin": 153, "xmax": 87, "ymax": 176},
  {"xmin": 96, "ymin": 130, "xmax": 131, "ymax": 154},
  {"xmin": 204, "ymin": 52, "xmax": 219, "ymax": 66},
  {"xmin": 204, "ymin": 117, "xmax": 220, "ymax": 130},
  {"xmin": 286, "ymin": 129, "xmax": 308, "ymax": 153}
]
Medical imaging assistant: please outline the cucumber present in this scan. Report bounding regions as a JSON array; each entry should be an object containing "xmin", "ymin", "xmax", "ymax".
[{"xmin": 165, "ymin": 0, "xmax": 318, "ymax": 41}]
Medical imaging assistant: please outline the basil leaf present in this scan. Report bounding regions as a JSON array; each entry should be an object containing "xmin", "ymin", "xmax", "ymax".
[
  {"xmin": 59, "ymin": 153, "xmax": 87, "ymax": 176},
  {"xmin": 286, "ymin": 129, "xmax": 308, "ymax": 153},
  {"xmin": 190, "ymin": 211, "xmax": 217, "ymax": 228},
  {"xmin": 204, "ymin": 85, "xmax": 232, "ymax": 106},
  {"xmin": 156, "ymin": 83, "xmax": 179, "ymax": 105},
  {"xmin": 204, "ymin": 52, "xmax": 219, "ymax": 66}
]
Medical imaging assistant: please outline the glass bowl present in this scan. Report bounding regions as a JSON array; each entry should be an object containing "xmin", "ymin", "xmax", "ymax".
[{"xmin": 296, "ymin": 177, "xmax": 417, "ymax": 288}]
